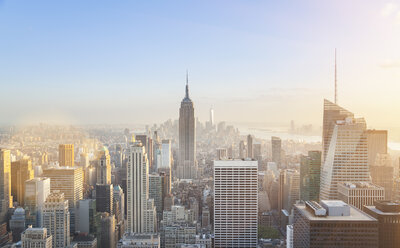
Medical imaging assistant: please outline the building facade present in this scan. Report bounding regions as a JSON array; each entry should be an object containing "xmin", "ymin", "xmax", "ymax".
[
  {"xmin": 42, "ymin": 191, "xmax": 70, "ymax": 248},
  {"xmin": 213, "ymin": 160, "xmax": 258, "ymax": 247},
  {"xmin": 59, "ymin": 144, "xmax": 74, "ymax": 167},
  {"xmin": 363, "ymin": 201, "xmax": 400, "ymax": 248},
  {"xmin": 300, "ymin": 151, "xmax": 321, "ymax": 202},
  {"xmin": 320, "ymin": 102, "xmax": 370, "ymax": 200},
  {"xmin": 338, "ymin": 182, "xmax": 385, "ymax": 210}
]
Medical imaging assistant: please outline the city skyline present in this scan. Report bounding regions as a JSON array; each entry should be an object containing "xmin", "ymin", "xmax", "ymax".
[{"xmin": 1, "ymin": 1, "xmax": 400, "ymax": 132}]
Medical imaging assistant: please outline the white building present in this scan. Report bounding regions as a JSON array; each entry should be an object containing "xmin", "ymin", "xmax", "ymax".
[
  {"xmin": 25, "ymin": 177, "xmax": 51, "ymax": 227},
  {"xmin": 42, "ymin": 191, "xmax": 70, "ymax": 248},
  {"xmin": 213, "ymin": 159, "xmax": 258, "ymax": 247},
  {"xmin": 21, "ymin": 227, "xmax": 52, "ymax": 248},
  {"xmin": 127, "ymin": 142, "xmax": 156, "ymax": 233},
  {"xmin": 161, "ymin": 140, "xmax": 172, "ymax": 169}
]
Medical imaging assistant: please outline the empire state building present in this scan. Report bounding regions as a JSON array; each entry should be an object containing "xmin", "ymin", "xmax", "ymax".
[{"xmin": 178, "ymin": 74, "xmax": 197, "ymax": 179}]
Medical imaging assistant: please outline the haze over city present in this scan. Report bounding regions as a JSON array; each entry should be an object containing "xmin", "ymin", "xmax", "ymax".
[{"xmin": 1, "ymin": 0, "xmax": 400, "ymax": 133}]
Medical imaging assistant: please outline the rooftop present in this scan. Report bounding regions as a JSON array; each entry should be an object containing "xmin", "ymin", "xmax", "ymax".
[
  {"xmin": 296, "ymin": 202, "xmax": 376, "ymax": 222},
  {"xmin": 341, "ymin": 182, "xmax": 383, "ymax": 189}
]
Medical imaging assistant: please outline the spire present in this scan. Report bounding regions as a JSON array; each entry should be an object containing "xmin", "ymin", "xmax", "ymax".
[
  {"xmin": 185, "ymin": 70, "xmax": 189, "ymax": 99},
  {"xmin": 334, "ymin": 48, "xmax": 337, "ymax": 104}
]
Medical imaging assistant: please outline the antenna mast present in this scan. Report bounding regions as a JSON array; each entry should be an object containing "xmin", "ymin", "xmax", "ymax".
[{"xmin": 335, "ymin": 48, "xmax": 337, "ymax": 104}]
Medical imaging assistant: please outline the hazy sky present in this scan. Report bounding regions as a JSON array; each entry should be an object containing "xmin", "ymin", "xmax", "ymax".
[{"xmin": 1, "ymin": 1, "xmax": 400, "ymax": 132}]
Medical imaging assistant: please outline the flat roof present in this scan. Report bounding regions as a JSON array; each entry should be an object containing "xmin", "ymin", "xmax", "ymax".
[
  {"xmin": 214, "ymin": 160, "xmax": 258, "ymax": 167},
  {"xmin": 321, "ymin": 200, "xmax": 348, "ymax": 207},
  {"xmin": 295, "ymin": 204, "xmax": 377, "ymax": 222},
  {"xmin": 364, "ymin": 206, "xmax": 400, "ymax": 216}
]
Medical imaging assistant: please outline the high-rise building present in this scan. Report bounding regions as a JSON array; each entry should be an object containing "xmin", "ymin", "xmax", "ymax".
[
  {"xmin": 253, "ymin": 143, "xmax": 262, "ymax": 162},
  {"xmin": 213, "ymin": 160, "xmax": 258, "ymax": 247},
  {"xmin": 366, "ymin": 129, "xmax": 387, "ymax": 167},
  {"xmin": 178, "ymin": 75, "xmax": 197, "ymax": 179},
  {"xmin": 293, "ymin": 200, "xmax": 378, "ymax": 247},
  {"xmin": 25, "ymin": 177, "xmax": 51, "ymax": 227},
  {"xmin": 209, "ymin": 107, "xmax": 214, "ymax": 126},
  {"xmin": 149, "ymin": 174, "xmax": 163, "ymax": 223},
  {"xmin": 42, "ymin": 191, "xmax": 70, "ymax": 248},
  {"xmin": 0, "ymin": 149, "xmax": 12, "ymax": 220},
  {"xmin": 21, "ymin": 227, "xmax": 52, "ymax": 248},
  {"xmin": 77, "ymin": 199, "xmax": 99, "ymax": 235},
  {"xmin": 113, "ymin": 185, "xmax": 125, "ymax": 224},
  {"xmin": 338, "ymin": 182, "xmax": 385, "ymax": 210},
  {"xmin": 320, "ymin": 102, "xmax": 370, "ymax": 200},
  {"xmin": 271, "ymin": 137, "xmax": 281, "ymax": 167},
  {"xmin": 216, "ymin": 148, "xmax": 227, "ymax": 160},
  {"xmin": 59, "ymin": 144, "xmax": 74, "ymax": 167},
  {"xmin": 284, "ymin": 169, "xmax": 300, "ymax": 212},
  {"xmin": 278, "ymin": 170, "xmax": 285, "ymax": 214},
  {"xmin": 11, "ymin": 158, "xmax": 34, "ymax": 206},
  {"xmin": 9, "ymin": 207, "xmax": 25, "ymax": 242},
  {"xmin": 161, "ymin": 140, "xmax": 172, "ymax": 169},
  {"xmin": 300, "ymin": 151, "xmax": 321, "ymax": 202},
  {"xmin": 322, "ymin": 99, "xmax": 354, "ymax": 163},
  {"xmin": 98, "ymin": 213, "xmax": 116, "ymax": 248},
  {"xmin": 371, "ymin": 153, "xmax": 394, "ymax": 200},
  {"xmin": 363, "ymin": 201, "xmax": 400, "ymax": 248},
  {"xmin": 42, "ymin": 167, "xmax": 83, "ymax": 233},
  {"xmin": 247, "ymin": 135, "xmax": 253, "ymax": 159},
  {"xmin": 0, "ymin": 222, "xmax": 12, "ymax": 246},
  {"xmin": 96, "ymin": 147, "xmax": 112, "ymax": 185},
  {"xmin": 239, "ymin": 140, "xmax": 246, "ymax": 159},
  {"xmin": 127, "ymin": 142, "xmax": 156, "ymax": 233},
  {"xmin": 96, "ymin": 184, "xmax": 113, "ymax": 215},
  {"xmin": 80, "ymin": 152, "xmax": 89, "ymax": 168}
]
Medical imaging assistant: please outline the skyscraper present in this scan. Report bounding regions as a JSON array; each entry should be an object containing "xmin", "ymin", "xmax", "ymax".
[
  {"xmin": 127, "ymin": 142, "xmax": 156, "ymax": 233},
  {"xmin": 371, "ymin": 153, "xmax": 394, "ymax": 200},
  {"xmin": 11, "ymin": 158, "xmax": 34, "ymax": 206},
  {"xmin": 149, "ymin": 173, "xmax": 163, "ymax": 223},
  {"xmin": 42, "ymin": 167, "xmax": 83, "ymax": 233},
  {"xmin": 322, "ymin": 99, "xmax": 354, "ymax": 163},
  {"xmin": 209, "ymin": 107, "xmax": 214, "ymax": 126},
  {"xmin": 300, "ymin": 151, "xmax": 321, "ymax": 202},
  {"xmin": 25, "ymin": 177, "xmax": 51, "ymax": 227},
  {"xmin": 42, "ymin": 191, "xmax": 70, "ymax": 248},
  {"xmin": 320, "ymin": 101, "xmax": 370, "ymax": 200},
  {"xmin": 366, "ymin": 129, "xmax": 387, "ymax": 167},
  {"xmin": 247, "ymin": 134, "xmax": 253, "ymax": 159},
  {"xmin": 59, "ymin": 144, "xmax": 74, "ymax": 167},
  {"xmin": 239, "ymin": 140, "xmax": 247, "ymax": 159},
  {"xmin": 178, "ymin": 74, "xmax": 197, "ymax": 179},
  {"xmin": 285, "ymin": 169, "xmax": 300, "ymax": 212},
  {"xmin": 96, "ymin": 147, "xmax": 112, "ymax": 185},
  {"xmin": 271, "ymin": 136, "xmax": 281, "ymax": 167},
  {"xmin": 161, "ymin": 139, "xmax": 172, "ymax": 169},
  {"xmin": 96, "ymin": 184, "xmax": 113, "ymax": 215},
  {"xmin": 0, "ymin": 149, "xmax": 12, "ymax": 219},
  {"xmin": 214, "ymin": 159, "xmax": 258, "ymax": 247}
]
